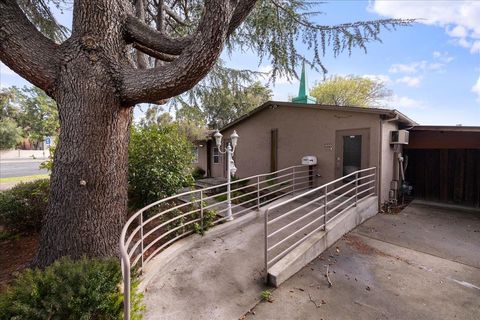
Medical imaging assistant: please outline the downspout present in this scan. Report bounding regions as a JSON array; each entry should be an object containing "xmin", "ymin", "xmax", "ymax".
[{"xmin": 378, "ymin": 117, "xmax": 383, "ymax": 210}]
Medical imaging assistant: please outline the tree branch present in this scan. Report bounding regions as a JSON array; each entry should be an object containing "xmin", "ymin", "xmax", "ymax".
[
  {"xmin": 121, "ymin": 0, "xmax": 257, "ymax": 105},
  {"xmin": 132, "ymin": 42, "xmax": 176, "ymax": 62},
  {"xmin": 124, "ymin": 15, "xmax": 192, "ymax": 55},
  {"xmin": 0, "ymin": 0, "xmax": 61, "ymax": 93}
]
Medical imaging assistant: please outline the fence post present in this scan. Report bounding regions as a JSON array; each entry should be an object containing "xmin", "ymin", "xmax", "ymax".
[
  {"xmin": 355, "ymin": 172, "xmax": 358, "ymax": 206},
  {"xmin": 264, "ymin": 208, "xmax": 269, "ymax": 284},
  {"xmin": 323, "ymin": 186, "xmax": 328, "ymax": 231},
  {"xmin": 292, "ymin": 166, "xmax": 296, "ymax": 196},
  {"xmin": 122, "ymin": 260, "xmax": 131, "ymax": 320},
  {"xmin": 200, "ymin": 190, "xmax": 204, "ymax": 233},
  {"xmin": 139, "ymin": 213, "xmax": 144, "ymax": 273},
  {"xmin": 257, "ymin": 176, "xmax": 260, "ymax": 210}
]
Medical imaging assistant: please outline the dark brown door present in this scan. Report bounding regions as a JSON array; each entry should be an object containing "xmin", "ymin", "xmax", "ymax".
[{"xmin": 335, "ymin": 128, "xmax": 370, "ymax": 180}]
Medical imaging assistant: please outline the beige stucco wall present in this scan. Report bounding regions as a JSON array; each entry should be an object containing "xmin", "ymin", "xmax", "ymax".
[
  {"xmin": 204, "ymin": 105, "xmax": 400, "ymax": 206},
  {"xmin": 221, "ymin": 105, "xmax": 381, "ymax": 182},
  {"xmin": 379, "ymin": 121, "xmax": 401, "ymax": 204}
]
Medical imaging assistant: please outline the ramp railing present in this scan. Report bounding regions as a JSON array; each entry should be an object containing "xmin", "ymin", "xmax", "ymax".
[
  {"xmin": 264, "ymin": 167, "xmax": 376, "ymax": 277},
  {"xmin": 120, "ymin": 164, "xmax": 316, "ymax": 319}
]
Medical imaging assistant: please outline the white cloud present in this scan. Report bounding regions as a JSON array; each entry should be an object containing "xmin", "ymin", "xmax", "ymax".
[
  {"xmin": 472, "ymin": 76, "xmax": 480, "ymax": 102},
  {"xmin": 362, "ymin": 74, "xmax": 391, "ymax": 83},
  {"xmin": 370, "ymin": 0, "xmax": 480, "ymax": 54},
  {"xmin": 471, "ymin": 41, "xmax": 480, "ymax": 54},
  {"xmin": 390, "ymin": 94, "xmax": 428, "ymax": 109},
  {"xmin": 0, "ymin": 62, "xmax": 16, "ymax": 76},
  {"xmin": 396, "ymin": 76, "xmax": 422, "ymax": 87},
  {"xmin": 388, "ymin": 51, "xmax": 453, "ymax": 80},
  {"xmin": 258, "ymin": 65, "xmax": 292, "ymax": 85},
  {"xmin": 432, "ymin": 51, "xmax": 454, "ymax": 63},
  {"xmin": 389, "ymin": 61, "xmax": 426, "ymax": 74}
]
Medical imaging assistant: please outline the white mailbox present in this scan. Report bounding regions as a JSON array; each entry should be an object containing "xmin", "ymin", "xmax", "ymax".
[{"xmin": 301, "ymin": 156, "xmax": 317, "ymax": 165}]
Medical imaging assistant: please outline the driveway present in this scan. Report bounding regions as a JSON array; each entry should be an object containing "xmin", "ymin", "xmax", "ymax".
[{"xmin": 245, "ymin": 201, "xmax": 480, "ymax": 320}]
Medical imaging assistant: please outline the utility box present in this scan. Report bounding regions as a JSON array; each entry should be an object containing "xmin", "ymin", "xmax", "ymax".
[
  {"xmin": 390, "ymin": 130, "xmax": 409, "ymax": 145},
  {"xmin": 301, "ymin": 156, "xmax": 317, "ymax": 165}
]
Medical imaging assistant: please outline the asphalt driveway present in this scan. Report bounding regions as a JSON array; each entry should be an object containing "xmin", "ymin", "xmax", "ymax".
[{"xmin": 245, "ymin": 201, "xmax": 480, "ymax": 320}]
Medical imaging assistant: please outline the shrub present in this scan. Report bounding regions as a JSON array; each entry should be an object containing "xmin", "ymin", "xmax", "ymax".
[
  {"xmin": 0, "ymin": 179, "xmax": 49, "ymax": 233},
  {"xmin": 128, "ymin": 124, "xmax": 195, "ymax": 209},
  {"xmin": 0, "ymin": 257, "xmax": 144, "ymax": 320},
  {"xmin": 192, "ymin": 167, "xmax": 206, "ymax": 180}
]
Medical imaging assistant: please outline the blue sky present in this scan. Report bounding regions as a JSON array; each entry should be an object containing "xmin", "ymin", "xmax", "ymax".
[{"xmin": 1, "ymin": 0, "xmax": 479, "ymax": 125}]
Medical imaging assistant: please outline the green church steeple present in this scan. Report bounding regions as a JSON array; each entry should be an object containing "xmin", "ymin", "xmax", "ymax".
[{"xmin": 292, "ymin": 61, "xmax": 317, "ymax": 104}]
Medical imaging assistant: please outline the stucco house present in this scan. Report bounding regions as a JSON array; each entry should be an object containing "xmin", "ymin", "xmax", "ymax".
[{"xmin": 193, "ymin": 69, "xmax": 480, "ymax": 209}]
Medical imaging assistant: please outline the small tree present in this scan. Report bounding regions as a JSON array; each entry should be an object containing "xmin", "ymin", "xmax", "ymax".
[
  {"xmin": 128, "ymin": 124, "xmax": 194, "ymax": 209},
  {"xmin": 310, "ymin": 75, "xmax": 392, "ymax": 108},
  {"xmin": 0, "ymin": 86, "xmax": 59, "ymax": 149},
  {"xmin": 0, "ymin": 118, "xmax": 23, "ymax": 149}
]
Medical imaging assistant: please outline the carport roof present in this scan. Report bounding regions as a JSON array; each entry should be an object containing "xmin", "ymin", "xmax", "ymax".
[
  {"xmin": 220, "ymin": 100, "xmax": 417, "ymax": 132},
  {"xmin": 410, "ymin": 125, "xmax": 480, "ymax": 132}
]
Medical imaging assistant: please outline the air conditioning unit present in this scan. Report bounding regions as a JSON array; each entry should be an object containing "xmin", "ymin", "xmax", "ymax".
[
  {"xmin": 301, "ymin": 156, "xmax": 317, "ymax": 165},
  {"xmin": 390, "ymin": 130, "xmax": 409, "ymax": 145}
]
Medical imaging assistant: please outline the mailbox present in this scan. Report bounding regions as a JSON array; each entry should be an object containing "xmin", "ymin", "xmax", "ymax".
[{"xmin": 301, "ymin": 156, "xmax": 317, "ymax": 165}]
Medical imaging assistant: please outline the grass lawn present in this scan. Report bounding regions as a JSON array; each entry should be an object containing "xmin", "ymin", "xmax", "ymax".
[{"xmin": 0, "ymin": 174, "xmax": 50, "ymax": 184}]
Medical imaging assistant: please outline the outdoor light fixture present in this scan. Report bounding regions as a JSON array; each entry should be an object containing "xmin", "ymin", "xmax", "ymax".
[
  {"xmin": 214, "ymin": 130, "xmax": 223, "ymax": 148},
  {"xmin": 230, "ymin": 130, "xmax": 239, "ymax": 150},
  {"xmin": 213, "ymin": 129, "xmax": 240, "ymax": 221}
]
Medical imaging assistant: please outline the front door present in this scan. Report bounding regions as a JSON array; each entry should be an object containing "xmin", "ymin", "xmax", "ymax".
[{"xmin": 335, "ymin": 129, "xmax": 370, "ymax": 181}]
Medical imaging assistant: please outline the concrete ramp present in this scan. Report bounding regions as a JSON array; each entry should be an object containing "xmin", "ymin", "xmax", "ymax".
[{"xmin": 268, "ymin": 196, "xmax": 378, "ymax": 287}]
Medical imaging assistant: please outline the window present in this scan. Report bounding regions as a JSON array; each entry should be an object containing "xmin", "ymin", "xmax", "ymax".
[
  {"xmin": 213, "ymin": 147, "xmax": 220, "ymax": 164},
  {"xmin": 193, "ymin": 147, "xmax": 199, "ymax": 163}
]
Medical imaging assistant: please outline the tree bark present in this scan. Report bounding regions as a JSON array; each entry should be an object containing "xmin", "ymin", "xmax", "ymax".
[{"xmin": 35, "ymin": 0, "xmax": 133, "ymax": 266}]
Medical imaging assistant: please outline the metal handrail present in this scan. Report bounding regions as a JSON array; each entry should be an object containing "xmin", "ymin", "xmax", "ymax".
[
  {"xmin": 119, "ymin": 164, "xmax": 316, "ymax": 319},
  {"xmin": 264, "ymin": 167, "xmax": 377, "ymax": 279}
]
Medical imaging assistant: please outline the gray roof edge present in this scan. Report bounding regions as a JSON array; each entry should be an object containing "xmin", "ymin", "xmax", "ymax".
[{"xmin": 219, "ymin": 101, "xmax": 418, "ymax": 132}]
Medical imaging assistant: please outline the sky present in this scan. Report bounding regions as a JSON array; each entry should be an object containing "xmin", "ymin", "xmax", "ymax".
[{"xmin": 1, "ymin": 0, "xmax": 479, "ymax": 126}]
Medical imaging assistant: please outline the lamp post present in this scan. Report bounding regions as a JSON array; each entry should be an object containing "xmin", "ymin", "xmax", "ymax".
[{"xmin": 214, "ymin": 130, "xmax": 239, "ymax": 221}]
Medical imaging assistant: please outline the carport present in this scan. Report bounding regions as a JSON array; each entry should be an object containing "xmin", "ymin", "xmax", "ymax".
[{"xmin": 405, "ymin": 126, "xmax": 480, "ymax": 208}]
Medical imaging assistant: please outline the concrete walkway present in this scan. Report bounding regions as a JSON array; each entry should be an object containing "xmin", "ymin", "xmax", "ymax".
[
  {"xmin": 245, "ymin": 201, "xmax": 480, "ymax": 320},
  {"xmin": 141, "ymin": 210, "xmax": 267, "ymax": 320},
  {"xmin": 140, "ymin": 192, "xmax": 375, "ymax": 320}
]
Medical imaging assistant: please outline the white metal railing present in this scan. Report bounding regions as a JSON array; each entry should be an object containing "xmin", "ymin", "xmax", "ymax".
[
  {"xmin": 264, "ymin": 167, "xmax": 377, "ymax": 279},
  {"xmin": 120, "ymin": 164, "xmax": 317, "ymax": 319}
]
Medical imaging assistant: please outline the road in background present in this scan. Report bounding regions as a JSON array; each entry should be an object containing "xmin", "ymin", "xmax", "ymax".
[{"xmin": 0, "ymin": 159, "xmax": 48, "ymax": 178}]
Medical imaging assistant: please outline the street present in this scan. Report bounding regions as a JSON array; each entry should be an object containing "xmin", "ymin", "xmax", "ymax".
[{"xmin": 0, "ymin": 159, "xmax": 48, "ymax": 178}]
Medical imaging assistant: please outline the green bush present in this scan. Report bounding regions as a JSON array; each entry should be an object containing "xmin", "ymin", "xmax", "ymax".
[
  {"xmin": 128, "ymin": 124, "xmax": 194, "ymax": 209},
  {"xmin": 0, "ymin": 179, "xmax": 49, "ymax": 233},
  {"xmin": 192, "ymin": 167, "xmax": 206, "ymax": 180},
  {"xmin": 0, "ymin": 257, "xmax": 144, "ymax": 320}
]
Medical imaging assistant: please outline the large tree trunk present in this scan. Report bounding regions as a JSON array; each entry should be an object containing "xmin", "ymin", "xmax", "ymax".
[
  {"xmin": 36, "ymin": 75, "xmax": 132, "ymax": 266},
  {"xmin": 35, "ymin": 0, "xmax": 133, "ymax": 267},
  {"xmin": 35, "ymin": 75, "xmax": 132, "ymax": 265}
]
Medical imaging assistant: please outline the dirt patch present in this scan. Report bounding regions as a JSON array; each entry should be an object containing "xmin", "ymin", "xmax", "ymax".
[
  {"xmin": 344, "ymin": 234, "xmax": 412, "ymax": 265},
  {"xmin": 0, "ymin": 233, "xmax": 39, "ymax": 292},
  {"xmin": 344, "ymin": 234, "xmax": 390, "ymax": 257}
]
